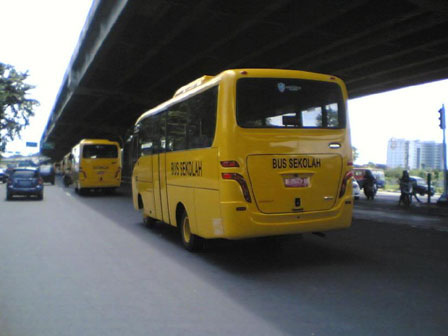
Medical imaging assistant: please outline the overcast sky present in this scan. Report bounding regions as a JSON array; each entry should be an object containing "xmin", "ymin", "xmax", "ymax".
[{"xmin": 1, "ymin": 0, "xmax": 447, "ymax": 165}]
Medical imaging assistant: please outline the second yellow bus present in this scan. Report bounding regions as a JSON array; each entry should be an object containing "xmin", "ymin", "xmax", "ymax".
[{"xmin": 71, "ymin": 139, "xmax": 122, "ymax": 194}]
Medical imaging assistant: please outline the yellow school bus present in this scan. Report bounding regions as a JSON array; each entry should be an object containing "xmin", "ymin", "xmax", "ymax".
[
  {"xmin": 71, "ymin": 139, "xmax": 121, "ymax": 193},
  {"xmin": 132, "ymin": 69, "xmax": 353, "ymax": 250}
]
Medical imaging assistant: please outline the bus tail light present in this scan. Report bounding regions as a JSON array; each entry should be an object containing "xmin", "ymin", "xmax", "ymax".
[
  {"xmin": 114, "ymin": 167, "xmax": 121, "ymax": 179},
  {"xmin": 220, "ymin": 161, "xmax": 240, "ymax": 167},
  {"xmin": 222, "ymin": 173, "xmax": 252, "ymax": 203},
  {"xmin": 339, "ymin": 170, "xmax": 353, "ymax": 198}
]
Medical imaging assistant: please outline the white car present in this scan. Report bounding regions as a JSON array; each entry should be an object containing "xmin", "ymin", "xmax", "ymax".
[{"xmin": 352, "ymin": 179, "xmax": 360, "ymax": 200}]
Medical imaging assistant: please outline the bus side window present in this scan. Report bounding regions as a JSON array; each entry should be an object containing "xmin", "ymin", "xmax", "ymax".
[
  {"xmin": 139, "ymin": 119, "xmax": 154, "ymax": 156},
  {"xmin": 187, "ymin": 86, "xmax": 217, "ymax": 149},
  {"xmin": 167, "ymin": 102, "xmax": 188, "ymax": 152},
  {"xmin": 150, "ymin": 112, "xmax": 167, "ymax": 154},
  {"xmin": 131, "ymin": 133, "xmax": 139, "ymax": 165}
]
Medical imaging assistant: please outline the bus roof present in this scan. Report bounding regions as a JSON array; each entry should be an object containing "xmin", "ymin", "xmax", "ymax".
[
  {"xmin": 173, "ymin": 75, "xmax": 214, "ymax": 97},
  {"xmin": 78, "ymin": 139, "xmax": 119, "ymax": 146}
]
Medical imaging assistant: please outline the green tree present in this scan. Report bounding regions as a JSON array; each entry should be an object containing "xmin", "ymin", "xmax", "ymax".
[
  {"xmin": 385, "ymin": 167, "xmax": 403, "ymax": 179},
  {"xmin": 409, "ymin": 169, "xmax": 426, "ymax": 178},
  {"xmin": 0, "ymin": 62, "xmax": 39, "ymax": 153}
]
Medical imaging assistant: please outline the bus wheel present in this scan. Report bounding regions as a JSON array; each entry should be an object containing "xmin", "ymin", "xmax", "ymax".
[{"xmin": 180, "ymin": 210, "xmax": 204, "ymax": 252}]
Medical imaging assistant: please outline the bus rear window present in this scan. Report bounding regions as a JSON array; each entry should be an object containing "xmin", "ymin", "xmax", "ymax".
[
  {"xmin": 83, "ymin": 145, "xmax": 118, "ymax": 159},
  {"xmin": 236, "ymin": 78, "xmax": 346, "ymax": 129},
  {"xmin": 13, "ymin": 170, "xmax": 38, "ymax": 178}
]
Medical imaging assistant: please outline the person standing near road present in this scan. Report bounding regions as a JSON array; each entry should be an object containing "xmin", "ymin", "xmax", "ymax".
[{"xmin": 399, "ymin": 170, "xmax": 412, "ymax": 205}]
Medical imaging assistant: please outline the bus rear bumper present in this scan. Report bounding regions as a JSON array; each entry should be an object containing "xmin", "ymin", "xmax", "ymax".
[
  {"xmin": 79, "ymin": 181, "xmax": 121, "ymax": 189},
  {"xmin": 219, "ymin": 196, "xmax": 353, "ymax": 239}
]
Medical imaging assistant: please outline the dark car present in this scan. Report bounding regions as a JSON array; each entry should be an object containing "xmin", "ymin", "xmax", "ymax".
[
  {"xmin": 410, "ymin": 176, "xmax": 435, "ymax": 196},
  {"xmin": 6, "ymin": 167, "xmax": 44, "ymax": 200},
  {"xmin": 39, "ymin": 164, "xmax": 55, "ymax": 184}
]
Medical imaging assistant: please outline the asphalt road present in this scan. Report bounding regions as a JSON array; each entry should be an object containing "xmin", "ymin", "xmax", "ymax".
[{"xmin": 1, "ymin": 180, "xmax": 447, "ymax": 336}]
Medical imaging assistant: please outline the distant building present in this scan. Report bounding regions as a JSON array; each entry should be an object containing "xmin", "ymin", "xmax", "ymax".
[
  {"xmin": 387, "ymin": 138, "xmax": 443, "ymax": 170},
  {"xmin": 387, "ymin": 139, "xmax": 409, "ymax": 169}
]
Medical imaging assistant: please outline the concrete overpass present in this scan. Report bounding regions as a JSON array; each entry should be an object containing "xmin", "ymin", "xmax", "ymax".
[{"xmin": 41, "ymin": 0, "xmax": 448, "ymax": 159}]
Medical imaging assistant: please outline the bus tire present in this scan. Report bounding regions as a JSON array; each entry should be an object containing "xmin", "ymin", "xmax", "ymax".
[{"xmin": 180, "ymin": 210, "xmax": 204, "ymax": 252}]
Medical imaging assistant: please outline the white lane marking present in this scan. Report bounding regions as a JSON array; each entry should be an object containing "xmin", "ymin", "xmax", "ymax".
[{"xmin": 65, "ymin": 192, "xmax": 72, "ymax": 197}]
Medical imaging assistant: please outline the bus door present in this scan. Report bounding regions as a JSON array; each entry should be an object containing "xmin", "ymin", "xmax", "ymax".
[
  {"xmin": 152, "ymin": 112, "xmax": 170, "ymax": 224},
  {"xmin": 135, "ymin": 122, "xmax": 158, "ymax": 219},
  {"xmin": 151, "ymin": 153, "xmax": 162, "ymax": 220}
]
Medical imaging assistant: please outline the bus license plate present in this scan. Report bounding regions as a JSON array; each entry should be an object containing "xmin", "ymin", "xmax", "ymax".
[{"xmin": 284, "ymin": 177, "xmax": 309, "ymax": 188}]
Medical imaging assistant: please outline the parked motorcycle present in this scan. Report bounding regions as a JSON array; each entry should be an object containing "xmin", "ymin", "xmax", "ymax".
[
  {"xmin": 363, "ymin": 182, "xmax": 377, "ymax": 200},
  {"xmin": 362, "ymin": 170, "xmax": 377, "ymax": 200},
  {"xmin": 63, "ymin": 174, "xmax": 72, "ymax": 187}
]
